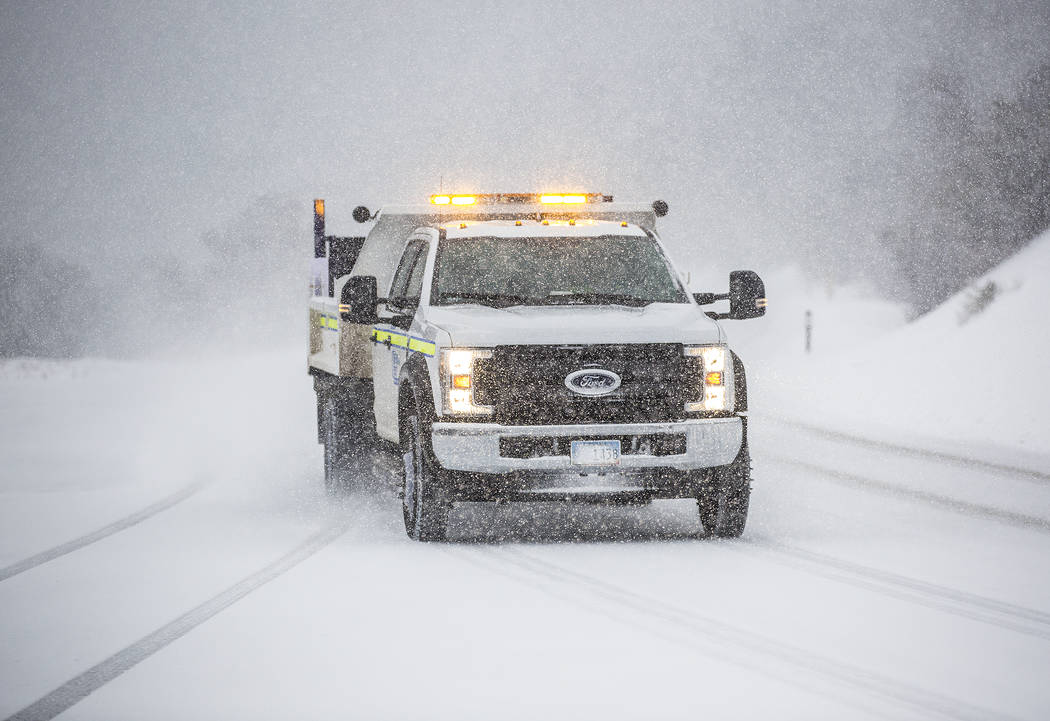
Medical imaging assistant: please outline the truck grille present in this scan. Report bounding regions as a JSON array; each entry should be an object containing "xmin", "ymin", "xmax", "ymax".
[{"xmin": 474, "ymin": 344, "xmax": 701, "ymax": 425}]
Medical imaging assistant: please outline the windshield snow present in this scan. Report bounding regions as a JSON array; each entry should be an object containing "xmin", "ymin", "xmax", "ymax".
[{"xmin": 431, "ymin": 235, "xmax": 688, "ymax": 308}]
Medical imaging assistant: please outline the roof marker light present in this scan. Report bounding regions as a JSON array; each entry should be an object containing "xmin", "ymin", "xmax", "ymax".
[
  {"xmin": 459, "ymin": 222, "xmax": 467, "ymax": 229},
  {"xmin": 568, "ymin": 219, "xmax": 576, "ymax": 226},
  {"xmin": 431, "ymin": 195, "xmax": 451, "ymax": 205},
  {"xmin": 450, "ymin": 196, "xmax": 476, "ymax": 205},
  {"xmin": 314, "ymin": 199, "xmax": 325, "ymax": 216},
  {"xmin": 515, "ymin": 220, "xmax": 522, "ymax": 226},
  {"xmin": 542, "ymin": 219, "xmax": 549, "ymax": 225},
  {"xmin": 621, "ymin": 221, "xmax": 628, "ymax": 227}
]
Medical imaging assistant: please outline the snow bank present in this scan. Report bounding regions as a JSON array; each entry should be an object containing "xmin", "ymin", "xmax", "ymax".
[
  {"xmin": 0, "ymin": 351, "xmax": 324, "ymax": 564},
  {"xmin": 739, "ymin": 230, "xmax": 1050, "ymax": 460}
]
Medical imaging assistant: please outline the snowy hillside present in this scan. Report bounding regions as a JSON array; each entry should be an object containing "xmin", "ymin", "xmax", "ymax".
[{"xmin": 740, "ymin": 229, "xmax": 1050, "ymax": 461}]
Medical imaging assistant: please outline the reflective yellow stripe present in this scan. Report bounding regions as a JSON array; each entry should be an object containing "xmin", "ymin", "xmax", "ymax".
[
  {"xmin": 317, "ymin": 315, "xmax": 327, "ymax": 328},
  {"xmin": 372, "ymin": 327, "xmax": 436, "ymax": 356},
  {"xmin": 326, "ymin": 317, "xmax": 338, "ymax": 329},
  {"xmin": 373, "ymin": 329, "xmax": 403, "ymax": 345},
  {"xmin": 408, "ymin": 338, "xmax": 436, "ymax": 355}
]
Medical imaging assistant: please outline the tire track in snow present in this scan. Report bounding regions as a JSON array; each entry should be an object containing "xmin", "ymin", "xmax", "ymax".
[
  {"xmin": 0, "ymin": 482, "xmax": 205, "ymax": 583},
  {"xmin": 735, "ymin": 539, "xmax": 1050, "ymax": 641},
  {"xmin": 3, "ymin": 520, "xmax": 350, "ymax": 721},
  {"xmin": 768, "ymin": 416, "xmax": 1050, "ymax": 484},
  {"xmin": 772, "ymin": 456, "xmax": 1050, "ymax": 532},
  {"xmin": 460, "ymin": 546, "xmax": 1020, "ymax": 721}
]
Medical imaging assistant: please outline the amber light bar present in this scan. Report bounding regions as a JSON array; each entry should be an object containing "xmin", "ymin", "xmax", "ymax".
[{"xmin": 429, "ymin": 192, "xmax": 612, "ymax": 205}]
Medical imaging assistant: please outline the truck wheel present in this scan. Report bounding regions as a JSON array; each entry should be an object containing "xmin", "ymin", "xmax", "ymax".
[
  {"xmin": 401, "ymin": 402, "xmax": 451, "ymax": 542},
  {"xmin": 698, "ymin": 445, "xmax": 751, "ymax": 538},
  {"xmin": 322, "ymin": 394, "xmax": 352, "ymax": 495}
]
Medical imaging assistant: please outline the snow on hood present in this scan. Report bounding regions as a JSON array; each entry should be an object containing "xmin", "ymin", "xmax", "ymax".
[{"xmin": 426, "ymin": 302, "xmax": 724, "ymax": 347}]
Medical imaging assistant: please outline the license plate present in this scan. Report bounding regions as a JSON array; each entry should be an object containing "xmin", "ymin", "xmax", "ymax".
[{"xmin": 570, "ymin": 440, "xmax": 621, "ymax": 466}]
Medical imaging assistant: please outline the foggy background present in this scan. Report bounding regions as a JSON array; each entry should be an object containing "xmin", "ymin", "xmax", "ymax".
[{"xmin": 1, "ymin": 0, "xmax": 1047, "ymax": 357}]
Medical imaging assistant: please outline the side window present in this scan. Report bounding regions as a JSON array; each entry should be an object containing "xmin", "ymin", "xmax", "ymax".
[
  {"xmin": 404, "ymin": 243, "xmax": 429, "ymax": 302},
  {"xmin": 388, "ymin": 240, "xmax": 425, "ymax": 302}
]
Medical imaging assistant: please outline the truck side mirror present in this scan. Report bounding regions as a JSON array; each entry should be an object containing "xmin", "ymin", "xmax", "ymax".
[
  {"xmin": 728, "ymin": 270, "xmax": 767, "ymax": 320},
  {"xmin": 341, "ymin": 276, "xmax": 379, "ymax": 324}
]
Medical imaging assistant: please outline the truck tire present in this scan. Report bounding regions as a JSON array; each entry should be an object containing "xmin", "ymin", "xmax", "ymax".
[
  {"xmin": 318, "ymin": 380, "xmax": 377, "ymax": 496},
  {"xmin": 698, "ymin": 444, "xmax": 751, "ymax": 538},
  {"xmin": 322, "ymin": 394, "xmax": 352, "ymax": 495},
  {"xmin": 400, "ymin": 387, "xmax": 451, "ymax": 542}
]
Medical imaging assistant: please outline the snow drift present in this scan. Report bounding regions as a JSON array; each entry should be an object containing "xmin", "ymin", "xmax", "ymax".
[{"xmin": 743, "ymin": 228, "xmax": 1050, "ymax": 460}]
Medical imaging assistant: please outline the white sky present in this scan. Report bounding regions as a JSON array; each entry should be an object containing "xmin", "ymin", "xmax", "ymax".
[{"xmin": 1, "ymin": 1, "xmax": 1047, "ymax": 287}]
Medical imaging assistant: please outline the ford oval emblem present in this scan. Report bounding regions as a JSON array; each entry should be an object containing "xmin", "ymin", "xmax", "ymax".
[{"xmin": 564, "ymin": 368, "xmax": 621, "ymax": 396}]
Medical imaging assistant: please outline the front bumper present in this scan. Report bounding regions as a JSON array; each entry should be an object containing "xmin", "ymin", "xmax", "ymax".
[{"xmin": 430, "ymin": 417, "xmax": 743, "ymax": 474}]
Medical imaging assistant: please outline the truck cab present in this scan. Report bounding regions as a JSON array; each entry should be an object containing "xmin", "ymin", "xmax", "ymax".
[{"xmin": 308, "ymin": 194, "xmax": 766, "ymax": 541}]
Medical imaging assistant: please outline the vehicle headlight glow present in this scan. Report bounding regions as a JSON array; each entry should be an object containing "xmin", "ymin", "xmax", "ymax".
[
  {"xmin": 683, "ymin": 344, "xmax": 734, "ymax": 412},
  {"xmin": 441, "ymin": 348, "xmax": 493, "ymax": 415}
]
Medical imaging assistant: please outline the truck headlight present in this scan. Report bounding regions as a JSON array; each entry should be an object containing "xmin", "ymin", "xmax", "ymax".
[
  {"xmin": 441, "ymin": 348, "xmax": 493, "ymax": 415},
  {"xmin": 683, "ymin": 345, "xmax": 734, "ymax": 412}
]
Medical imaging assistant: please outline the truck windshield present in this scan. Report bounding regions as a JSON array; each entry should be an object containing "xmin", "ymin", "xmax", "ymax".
[{"xmin": 432, "ymin": 235, "xmax": 687, "ymax": 308}]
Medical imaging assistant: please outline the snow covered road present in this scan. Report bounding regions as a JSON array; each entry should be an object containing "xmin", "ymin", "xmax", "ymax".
[{"xmin": 1, "ymin": 352, "xmax": 1049, "ymax": 720}]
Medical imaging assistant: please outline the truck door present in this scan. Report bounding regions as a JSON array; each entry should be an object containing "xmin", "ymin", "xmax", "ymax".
[{"xmin": 373, "ymin": 237, "xmax": 429, "ymax": 441}]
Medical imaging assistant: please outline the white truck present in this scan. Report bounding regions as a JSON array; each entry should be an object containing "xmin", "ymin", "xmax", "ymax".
[{"xmin": 307, "ymin": 193, "xmax": 766, "ymax": 541}]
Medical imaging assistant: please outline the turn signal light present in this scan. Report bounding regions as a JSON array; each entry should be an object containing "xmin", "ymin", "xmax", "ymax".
[
  {"xmin": 683, "ymin": 344, "xmax": 733, "ymax": 412},
  {"xmin": 442, "ymin": 348, "xmax": 493, "ymax": 415}
]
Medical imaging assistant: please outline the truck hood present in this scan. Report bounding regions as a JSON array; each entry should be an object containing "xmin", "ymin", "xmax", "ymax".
[{"xmin": 425, "ymin": 303, "xmax": 724, "ymax": 347}]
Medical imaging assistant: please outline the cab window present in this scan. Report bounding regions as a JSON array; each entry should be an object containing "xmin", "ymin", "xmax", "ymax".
[
  {"xmin": 404, "ymin": 246, "xmax": 428, "ymax": 301},
  {"xmin": 388, "ymin": 239, "xmax": 428, "ymax": 306}
]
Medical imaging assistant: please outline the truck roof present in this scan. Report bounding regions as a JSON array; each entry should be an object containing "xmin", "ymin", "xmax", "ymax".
[
  {"xmin": 440, "ymin": 218, "xmax": 648, "ymax": 239},
  {"xmin": 346, "ymin": 202, "xmax": 661, "ymax": 293}
]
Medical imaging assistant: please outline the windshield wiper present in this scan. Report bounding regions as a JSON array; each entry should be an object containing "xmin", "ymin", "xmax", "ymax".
[
  {"xmin": 544, "ymin": 292, "xmax": 654, "ymax": 307},
  {"xmin": 437, "ymin": 292, "xmax": 538, "ymax": 308}
]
